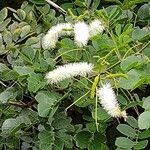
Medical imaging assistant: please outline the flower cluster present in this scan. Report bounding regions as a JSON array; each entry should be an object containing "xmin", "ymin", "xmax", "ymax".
[
  {"xmin": 43, "ymin": 19, "xmax": 126, "ymax": 120},
  {"xmin": 97, "ymin": 83, "xmax": 127, "ymax": 120},
  {"xmin": 89, "ymin": 19, "xmax": 105, "ymax": 37},
  {"xmin": 42, "ymin": 23, "xmax": 73, "ymax": 49},
  {"xmin": 42, "ymin": 19, "xmax": 104, "ymax": 49},
  {"xmin": 45, "ymin": 62, "xmax": 94, "ymax": 84},
  {"xmin": 74, "ymin": 22, "xmax": 90, "ymax": 47}
]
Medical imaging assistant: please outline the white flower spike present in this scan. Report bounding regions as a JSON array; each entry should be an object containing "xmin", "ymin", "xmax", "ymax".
[
  {"xmin": 74, "ymin": 21, "xmax": 90, "ymax": 47},
  {"xmin": 45, "ymin": 62, "xmax": 94, "ymax": 84},
  {"xmin": 42, "ymin": 23, "xmax": 73, "ymax": 49},
  {"xmin": 97, "ymin": 83, "xmax": 127, "ymax": 120},
  {"xmin": 89, "ymin": 19, "xmax": 105, "ymax": 37}
]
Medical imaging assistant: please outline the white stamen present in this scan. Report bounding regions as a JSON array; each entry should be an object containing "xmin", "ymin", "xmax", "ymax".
[{"xmin": 45, "ymin": 62, "xmax": 94, "ymax": 84}]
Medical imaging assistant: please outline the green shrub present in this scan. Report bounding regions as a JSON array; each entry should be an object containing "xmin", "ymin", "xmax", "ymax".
[{"xmin": 0, "ymin": 0, "xmax": 149, "ymax": 149}]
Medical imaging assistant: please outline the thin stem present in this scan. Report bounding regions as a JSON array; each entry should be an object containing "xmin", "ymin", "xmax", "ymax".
[
  {"xmin": 65, "ymin": 91, "xmax": 90, "ymax": 111},
  {"xmin": 105, "ymin": 73, "xmax": 127, "ymax": 79},
  {"xmin": 122, "ymin": 43, "xmax": 143, "ymax": 60},
  {"xmin": 73, "ymin": 78, "xmax": 90, "ymax": 90},
  {"xmin": 107, "ymin": 29, "xmax": 121, "ymax": 60},
  {"xmin": 8, "ymin": 101, "xmax": 35, "ymax": 108},
  {"xmin": 106, "ymin": 61, "xmax": 121, "ymax": 71},
  {"xmin": 135, "ymin": 41, "xmax": 150, "ymax": 54},
  {"xmin": 97, "ymin": 48, "xmax": 115, "ymax": 63},
  {"xmin": 95, "ymin": 87, "xmax": 99, "ymax": 131},
  {"xmin": 54, "ymin": 48, "xmax": 84, "ymax": 61}
]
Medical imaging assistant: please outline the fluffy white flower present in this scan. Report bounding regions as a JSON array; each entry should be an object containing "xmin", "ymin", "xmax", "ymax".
[
  {"xmin": 89, "ymin": 19, "xmax": 105, "ymax": 37},
  {"xmin": 45, "ymin": 62, "xmax": 93, "ymax": 84},
  {"xmin": 74, "ymin": 22, "xmax": 90, "ymax": 47},
  {"xmin": 42, "ymin": 23, "xmax": 73, "ymax": 49},
  {"xmin": 97, "ymin": 83, "xmax": 127, "ymax": 119}
]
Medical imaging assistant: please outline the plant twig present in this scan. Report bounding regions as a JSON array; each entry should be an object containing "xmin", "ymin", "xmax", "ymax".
[
  {"xmin": 45, "ymin": 0, "xmax": 67, "ymax": 15},
  {"xmin": 8, "ymin": 101, "xmax": 35, "ymax": 108},
  {"xmin": 65, "ymin": 91, "xmax": 90, "ymax": 111},
  {"xmin": 136, "ymin": 41, "xmax": 150, "ymax": 54},
  {"xmin": 95, "ymin": 87, "xmax": 99, "ymax": 131}
]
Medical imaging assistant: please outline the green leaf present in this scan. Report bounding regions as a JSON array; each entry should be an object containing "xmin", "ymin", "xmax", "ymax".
[
  {"xmin": 0, "ymin": 33, "xmax": 3, "ymax": 45},
  {"xmin": 75, "ymin": 0, "xmax": 85, "ymax": 7},
  {"xmin": 54, "ymin": 130, "xmax": 73, "ymax": 148},
  {"xmin": 115, "ymin": 24, "xmax": 122, "ymax": 36},
  {"xmin": 118, "ymin": 69, "xmax": 142, "ymax": 90},
  {"xmin": 61, "ymin": 3, "xmax": 73, "ymax": 10},
  {"xmin": 88, "ymin": 132, "xmax": 107, "ymax": 150},
  {"xmin": 1, "ymin": 118, "xmax": 23, "ymax": 137},
  {"xmin": 39, "ymin": 4, "xmax": 50, "ymax": 15},
  {"xmin": 12, "ymin": 28, "xmax": 21, "ymax": 42},
  {"xmin": 0, "ymin": 63, "xmax": 9, "ymax": 72},
  {"xmin": 137, "ymin": 4, "xmax": 150, "ymax": 20},
  {"xmin": 106, "ymin": 5, "xmax": 121, "ymax": 21},
  {"xmin": 27, "ymin": 73, "xmax": 46, "ymax": 93},
  {"xmin": 57, "ymin": 78, "xmax": 70, "ymax": 89},
  {"xmin": 117, "ymin": 124, "xmax": 136, "ymax": 138},
  {"xmin": 1, "ymin": 70, "xmax": 18, "ymax": 81},
  {"xmin": 132, "ymin": 28, "xmax": 150, "ymax": 41},
  {"xmin": 120, "ymin": 55, "xmax": 145, "ymax": 71},
  {"xmin": 126, "ymin": 116, "xmax": 138, "ymax": 128},
  {"xmin": 52, "ymin": 112, "xmax": 73, "ymax": 131},
  {"xmin": 86, "ymin": 122, "xmax": 96, "ymax": 133},
  {"xmin": 91, "ymin": 0, "xmax": 100, "ymax": 10},
  {"xmin": 38, "ymin": 130, "xmax": 54, "ymax": 150},
  {"xmin": 122, "ymin": 0, "xmax": 150, "ymax": 9},
  {"xmin": 92, "ymin": 106, "xmax": 110, "ymax": 121},
  {"xmin": 138, "ymin": 111, "xmax": 150, "ymax": 129},
  {"xmin": 116, "ymin": 148, "xmax": 131, "ymax": 150},
  {"xmin": 139, "ymin": 129, "xmax": 150, "ymax": 139},
  {"xmin": 143, "ymin": 96, "xmax": 150, "ymax": 111},
  {"xmin": 21, "ymin": 46, "xmax": 35, "ymax": 62},
  {"xmin": 53, "ymin": 137, "xmax": 64, "ymax": 150},
  {"xmin": 115, "ymin": 137, "xmax": 134, "ymax": 149},
  {"xmin": 0, "ymin": 8, "xmax": 8, "ymax": 23},
  {"xmin": 35, "ymin": 91, "xmax": 59, "ymax": 117},
  {"xmin": 134, "ymin": 140, "xmax": 148, "ymax": 149},
  {"xmin": 120, "ymin": 10, "xmax": 133, "ymax": 20},
  {"xmin": 0, "ymin": 18, "xmax": 11, "ymax": 31},
  {"xmin": 17, "ymin": 9, "xmax": 26, "ymax": 20},
  {"xmin": 14, "ymin": 66, "xmax": 34, "ymax": 76},
  {"xmin": 143, "ymin": 46, "xmax": 150, "ymax": 58},
  {"xmin": 117, "ymin": 95, "xmax": 128, "ymax": 105},
  {"xmin": 20, "ymin": 25, "xmax": 31, "ymax": 38},
  {"xmin": 0, "ymin": 44, "xmax": 6, "ymax": 55},
  {"xmin": 74, "ymin": 131, "xmax": 92, "ymax": 148},
  {"xmin": 85, "ymin": 0, "xmax": 92, "ymax": 7},
  {"xmin": 3, "ymin": 30, "xmax": 13, "ymax": 45},
  {"xmin": 58, "ymin": 38, "xmax": 82, "ymax": 62},
  {"xmin": 25, "ymin": 37, "xmax": 39, "ymax": 45},
  {"xmin": 29, "ymin": 0, "xmax": 46, "ymax": 5},
  {"xmin": 0, "ymin": 88, "xmax": 17, "ymax": 104}
]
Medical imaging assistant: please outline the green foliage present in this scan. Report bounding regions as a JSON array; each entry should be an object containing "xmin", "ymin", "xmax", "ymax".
[
  {"xmin": 116, "ymin": 116, "xmax": 149, "ymax": 149},
  {"xmin": 138, "ymin": 97, "xmax": 150, "ymax": 129},
  {"xmin": 0, "ymin": 0, "xmax": 149, "ymax": 149}
]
